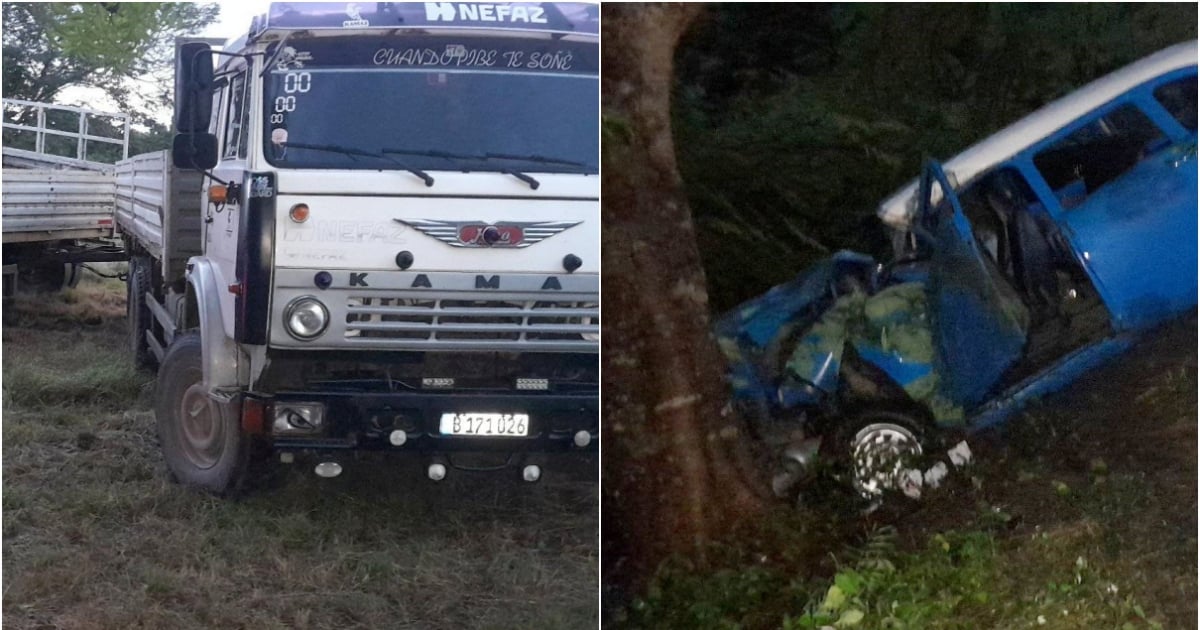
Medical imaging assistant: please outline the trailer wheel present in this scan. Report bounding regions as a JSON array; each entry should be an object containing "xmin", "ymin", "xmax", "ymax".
[
  {"xmin": 127, "ymin": 257, "xmax": 156, "ymax": 369},
  {"xmin": 17, "ymin": 261, "xmax": 68, "ymax": 293},
  {"xmin": 155, "ymin": 333, "xmax": 249, "ymax": 494}
]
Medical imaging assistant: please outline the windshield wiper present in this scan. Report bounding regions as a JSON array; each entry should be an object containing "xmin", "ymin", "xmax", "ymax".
[
  {"xmin": 381, "ymin": 147, "xmax": 475, "ymax": 161},
  {"xmin": 381, "ymin": 146, "xmax": 541, "ymax": 190},
  {"xmin": 482, "ymin": 152, "xmax": 590, "ymax": 169},
  {"xmin": 285, "ymin": 142, "xmax": 434, "ymax": 187}
]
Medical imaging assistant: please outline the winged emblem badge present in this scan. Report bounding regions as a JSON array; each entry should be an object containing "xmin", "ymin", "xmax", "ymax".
[{"xmin": 394, "ymin": 219, "xmax": 582, "ymax": 248}]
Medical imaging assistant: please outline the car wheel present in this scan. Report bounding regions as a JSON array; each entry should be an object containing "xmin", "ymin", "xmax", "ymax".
[
  {"xmin": 834, "ymin": 409, "xmax": 932, "ymax": 502},
  {"xmin": 127, "ymin": 257, "xmax": 156, "ymax": 369},
  {"xmin": 155, "ymin": 333, "xmax": 249, "ymax": 494}
]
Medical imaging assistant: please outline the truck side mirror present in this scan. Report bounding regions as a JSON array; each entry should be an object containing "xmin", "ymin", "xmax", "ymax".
[
  {"xmin": 172, "ymin": 133, "xmax": 218, "ymax": 170},
  {"xmin": 175, "ymin": 42, "xmax": 215, "ymax": 133}
]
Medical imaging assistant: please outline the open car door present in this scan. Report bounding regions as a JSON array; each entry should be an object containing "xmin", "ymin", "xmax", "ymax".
[{"xmin": 918, "ymin": 160, "xmax": 1030, "ymax": 411}]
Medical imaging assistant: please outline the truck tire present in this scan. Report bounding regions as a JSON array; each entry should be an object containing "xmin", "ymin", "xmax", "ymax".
[
  {"xmin": 127, "ymin": 257, "xmax": 156, "ymax": 369},
  {"xmin": 155, "ymin": 333, "xmax": 249, "ymax": 494},
  {"xmin": 17, "ymin": 261, "xmax": 68, "ymax": 293}
]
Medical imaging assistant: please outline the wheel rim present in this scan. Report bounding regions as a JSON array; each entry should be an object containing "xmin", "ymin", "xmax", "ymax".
[
  {"xmin": 177, "ymin": 382, "xmax": 224, "ymax": 469},
  {"xmin": 850, "ymin": 423, "xmax": 923, "ymax": 498}
]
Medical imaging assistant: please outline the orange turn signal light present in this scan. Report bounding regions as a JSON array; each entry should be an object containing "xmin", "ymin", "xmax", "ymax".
[
  {"xmin": 289, "ymin": 203, "xmax": 310, "ymax": 223},
  {"xmin": 208, "ymin": 184, "xmax": 228, "ymax": 204}
]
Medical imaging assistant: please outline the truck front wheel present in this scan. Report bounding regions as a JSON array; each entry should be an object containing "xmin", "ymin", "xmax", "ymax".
[{"xmin": 155, "ymin": 333, "xmax": 249, "ymax": 494}]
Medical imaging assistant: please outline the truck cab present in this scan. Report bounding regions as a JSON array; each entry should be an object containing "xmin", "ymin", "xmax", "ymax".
[{"xmin": 137, "ymin": 2, "xmax": 598, "ymax": 492}]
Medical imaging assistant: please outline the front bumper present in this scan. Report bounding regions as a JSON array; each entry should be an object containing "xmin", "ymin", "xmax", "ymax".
[{"xmin": 253, "ymin": 388, "xmax": 597, "ymax": 454}]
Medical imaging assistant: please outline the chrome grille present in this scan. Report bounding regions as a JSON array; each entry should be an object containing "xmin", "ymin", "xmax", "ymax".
[{"xmin": 345, "ymin": 295, "xmax": 599, "ymax": 349}]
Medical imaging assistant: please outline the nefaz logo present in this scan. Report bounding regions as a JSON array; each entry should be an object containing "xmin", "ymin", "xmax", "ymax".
[{"xmin": 424, "ymin": 2, "xmax": 547, "ymax": 24}]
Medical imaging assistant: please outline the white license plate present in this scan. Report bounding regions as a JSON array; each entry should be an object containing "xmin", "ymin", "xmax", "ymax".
[{"xmin": 439, "ymin": 412, "xmax": 529, "ymax": 437}]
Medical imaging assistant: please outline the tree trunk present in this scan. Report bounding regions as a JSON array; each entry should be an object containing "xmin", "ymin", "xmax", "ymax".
[{"xmin": 601, "ymin": 3, "xmax": 768, "ymax": 592}]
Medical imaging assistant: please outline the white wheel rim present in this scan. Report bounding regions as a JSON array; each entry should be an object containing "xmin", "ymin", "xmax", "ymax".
[{"xmin": 851, "ymin": 423, "xmax": 922, "ymax": 498}]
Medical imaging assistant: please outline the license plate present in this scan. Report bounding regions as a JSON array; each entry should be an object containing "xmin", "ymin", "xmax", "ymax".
[{"xmin": 439, "ymin": 412, "xmax": 529, "ymax": 437}]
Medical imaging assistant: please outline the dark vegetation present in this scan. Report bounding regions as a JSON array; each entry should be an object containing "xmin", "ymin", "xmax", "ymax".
[
  {"xmin": 605, "ymin": 4, "xmax": 1197, "ymax": 627},
  {"xmin": 621, "ymin": 313, "xmax": 1196, "ymax": 629},
  {"xmin": 675, "ymin": 3, "xmax": 1196, "ymax": 311},
  {"xmin": 2, "ymin": 276, "xmax": 599, "ymax": 629}
]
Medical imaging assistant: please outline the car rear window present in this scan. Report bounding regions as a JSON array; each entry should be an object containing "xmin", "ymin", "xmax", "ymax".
[
  {"xmin": 1033, "ymin": 103, "xmax": 1166, "ymax": 210},
  {"xmin": 1154, "ymin": 75, "xmax": 1197, "ymax": 131}
]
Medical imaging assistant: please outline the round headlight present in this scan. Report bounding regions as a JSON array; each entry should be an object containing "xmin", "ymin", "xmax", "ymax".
[{"xmin": 284, "ymin": 296, "xmax": 329, "ymax": 340}]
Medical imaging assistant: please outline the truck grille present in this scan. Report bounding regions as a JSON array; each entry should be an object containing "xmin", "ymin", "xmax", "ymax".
[{"xmin": 345, "ymin": 295, "xmax": 599, "ymax": 349}]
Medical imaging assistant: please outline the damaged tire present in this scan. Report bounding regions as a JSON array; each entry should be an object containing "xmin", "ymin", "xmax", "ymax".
[{"xmin": 155, "ymin": 333, "xmax": 249, "ymax": 494}]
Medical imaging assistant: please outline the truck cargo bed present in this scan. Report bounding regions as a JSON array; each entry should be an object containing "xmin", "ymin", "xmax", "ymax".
[{"xmin": 115, "ymin": 151, "xmax": 203, "ymax": 281}]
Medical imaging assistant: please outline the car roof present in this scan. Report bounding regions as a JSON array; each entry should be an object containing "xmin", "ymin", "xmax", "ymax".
[{"xmin": 877, "ymin": 39, "xmax": 1198, "ymax": 228}]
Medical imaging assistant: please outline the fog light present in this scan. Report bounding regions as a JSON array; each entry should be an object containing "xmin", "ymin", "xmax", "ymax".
[
  {"xmin": 522, "ymin": 465, "xmax": 541, "ymax": 482},
  {"xmin": 428, "ymin": 462, "xmax": 447, "ymax": 481},
  {"xmin": 284, "ymin": 296, "xmax": 329, "ymax": 340},
  {"xmin": 389, "ymin": 429, "xmax": 408, "ymax": 446},
  {"xmin": 574, "ymin": 430, "xmax": 592, "ymax": 448},
  {"xmin": 272, "ymin": 403, "xmax": 325, "ymax": 434},
  {"xmin": 314, "ymin": 462, "xmax": 342, "ymax": 478}
]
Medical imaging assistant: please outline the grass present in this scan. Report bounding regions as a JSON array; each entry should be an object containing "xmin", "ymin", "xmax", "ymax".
[
  {"xmin": 619, "ymin": 314, "xmax": 1196, "ymax": 629},
  {"xmin": 2, "ymin": 274, "xmax": 598, "ymax": 630}
]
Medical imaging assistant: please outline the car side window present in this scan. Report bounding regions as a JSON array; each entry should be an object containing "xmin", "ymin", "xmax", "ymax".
[
  {"xmin": 1153, "ymin": 75, "xmax": 1197, "ymax": 131},
  {"xmin": 1032, "ymin": 103, "xmax": 1166, "ymax": 210},
  {"xmin": 223, "ymin": 72, "xmax": 249, "ymax": 159}
]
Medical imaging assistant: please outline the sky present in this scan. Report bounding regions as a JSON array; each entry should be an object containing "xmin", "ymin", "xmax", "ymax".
[
  {"xmin": 58, "ymin": 1, "xmax": 272, "ymax": 123},
  {"xmin": 201, "ymin": 0, "xmax": 269, "ymax": 43}
]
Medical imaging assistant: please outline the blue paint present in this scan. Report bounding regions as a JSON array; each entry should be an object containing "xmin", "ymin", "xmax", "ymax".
[
  {"xmin": 969, "ymin": 336, "xmax": 1134, "ymax": 430},
  {"xmin": 718, "ymin": 58, "xmax": 1197, "ymax": 438},
  {"xmin": 923, "ymin": 160, "xmax": 1029, "ymax": 409},
  {"xmin": 1053, "ymin": 139, "xmax": 1198, "ymax": 331}
]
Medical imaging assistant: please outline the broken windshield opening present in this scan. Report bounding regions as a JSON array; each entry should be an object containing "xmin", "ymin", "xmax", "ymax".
[{"xmin": 262, "ymin": 35, "xmax": 598, "ymax": 174}]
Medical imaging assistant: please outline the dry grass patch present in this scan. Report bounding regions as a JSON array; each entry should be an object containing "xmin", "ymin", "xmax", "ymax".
[{"xmin": 3, "ymin": 280, "xmax": 598, "ymax": 630}]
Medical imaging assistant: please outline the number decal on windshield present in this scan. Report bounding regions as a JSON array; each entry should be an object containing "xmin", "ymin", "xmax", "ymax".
[
  {"xmin": 275, "ymin": 96, "xmax": 297, "ymax": 113},
  {"xmin": 284, "ymin": 72, "xmax": 312, "ymax": 94}
]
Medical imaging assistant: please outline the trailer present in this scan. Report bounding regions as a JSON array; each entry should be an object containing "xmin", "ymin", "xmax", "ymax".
[{"xmin": 1, "ymin": 99, "xmax": 131, "ymax": 295}]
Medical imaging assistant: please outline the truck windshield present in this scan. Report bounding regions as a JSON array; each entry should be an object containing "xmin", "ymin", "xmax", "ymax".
[{"xmin": 262, "ymin": 35, "xmax": 597, "ymax": 174}]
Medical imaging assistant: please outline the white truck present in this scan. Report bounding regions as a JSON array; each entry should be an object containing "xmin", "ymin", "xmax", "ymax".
[{"xmin": 118, "ymin": 2, "xmax": 599, "ymax": 492}]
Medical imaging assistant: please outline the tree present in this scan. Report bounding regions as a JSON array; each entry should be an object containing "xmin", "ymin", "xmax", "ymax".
[
  {"xmin": 2, "ymin": 2, "xmax": 219, "ymax": 153},
  {"xmin": 601, "ymin": 3, "xmax": 768, "ymax": 592}
]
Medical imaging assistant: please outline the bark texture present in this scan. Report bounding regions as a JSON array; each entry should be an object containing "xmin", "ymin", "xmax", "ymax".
[{"xmin": 601, "ymin": 3, "xmax": 767, "ymax": 592}]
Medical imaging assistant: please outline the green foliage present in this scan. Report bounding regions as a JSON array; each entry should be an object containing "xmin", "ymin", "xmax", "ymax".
[
  {"xmin": 2, "ymin": 2, "xmax": 218, "ymax": 118},
  {"xmin": 676, "ymin": 4, "xmax": 1197, "ymax": 311},
  {"xmin": 626, "ymin": 524, "xmax": 1165, "ymax": 630}
]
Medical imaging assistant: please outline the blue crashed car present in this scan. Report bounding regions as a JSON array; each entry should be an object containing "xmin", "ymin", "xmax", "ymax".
[{"xmin": 717, "ymin": 40, "xmax": 1197, "ymax": 500}]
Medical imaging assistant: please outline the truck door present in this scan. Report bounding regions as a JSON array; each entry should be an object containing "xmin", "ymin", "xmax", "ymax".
[{"xmin": 919, "ymin": 160, "xmax": 1029, "ymax": 409}]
